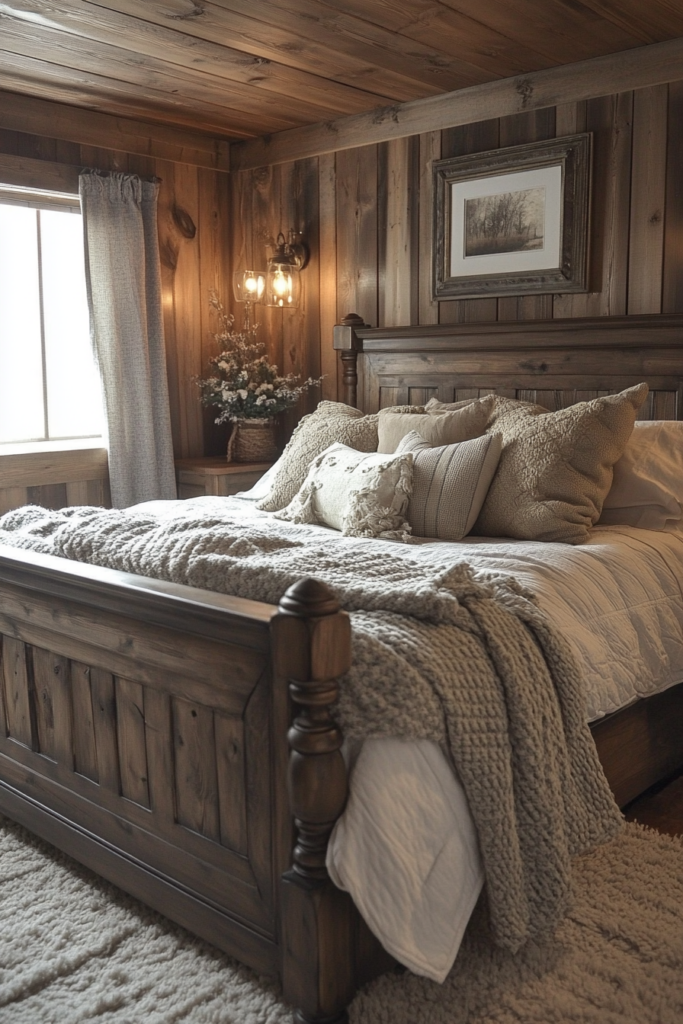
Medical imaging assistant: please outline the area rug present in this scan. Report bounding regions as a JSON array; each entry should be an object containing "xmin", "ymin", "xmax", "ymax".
[{"xmin": 0, "ymin": 818, "xmax": 681, "ymax": 1024}]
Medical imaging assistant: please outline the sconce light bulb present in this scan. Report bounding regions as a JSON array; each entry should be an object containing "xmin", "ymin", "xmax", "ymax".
[{"xmin": 273, "ymin": 271, "xmax": 289, "ymax": 297}]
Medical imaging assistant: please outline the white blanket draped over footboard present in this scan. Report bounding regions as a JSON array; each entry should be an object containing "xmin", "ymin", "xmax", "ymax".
[{"xmin": 0, "ymin": 501, "xmax": 622, "ymax": 952}]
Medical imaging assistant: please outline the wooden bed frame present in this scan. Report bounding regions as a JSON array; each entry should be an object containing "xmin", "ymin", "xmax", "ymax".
[{"xmin": 2, "ymin": 312, "xmax": 683, "ymax": 1023}]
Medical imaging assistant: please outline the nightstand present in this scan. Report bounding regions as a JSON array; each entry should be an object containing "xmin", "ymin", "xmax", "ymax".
[{"xmin": 175, "ymin": 458, "xmax": 272, "ymax": 499}]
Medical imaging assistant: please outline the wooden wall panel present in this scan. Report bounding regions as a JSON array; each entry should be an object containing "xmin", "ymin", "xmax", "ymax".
[
  {"xmin": 335, "ymin": 146, "xmax": 379, "ymax": 328},
  {"xmin": 0, "ymin": 449, "xmax": 110, "ymax": 514},
  {"xmin": 628, "ymin": 85, "xmax": 668, "ymax": 314},
  {"xmin": 555, "ymin": 93, "xmax": 633, "ymax": 318},
  {"xmin": 663, "ymin": 81, "xmax": 683, "ymax": 314},
  {"xmin": 318, "ymin": 152, "xmax": 339, "ymax": 401},
  {"xmin": 228, "ymin": 71, "xmax": 683, "ymax": 410}
]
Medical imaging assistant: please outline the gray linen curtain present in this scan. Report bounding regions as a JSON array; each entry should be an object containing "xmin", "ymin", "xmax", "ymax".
[{"xmin": 79, "ymin": 171, "xmax": 177, "ymax": 507}]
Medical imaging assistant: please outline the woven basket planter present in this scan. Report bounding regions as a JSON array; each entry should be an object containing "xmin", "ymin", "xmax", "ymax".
[{"xmin": 227, "ymin": 418, "xmax": 279, "ymax": 463}]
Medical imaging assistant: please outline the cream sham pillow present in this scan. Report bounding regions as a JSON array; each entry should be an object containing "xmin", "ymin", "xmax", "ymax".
[
  {"xmin": 377, "ymin": 395, "xmax": 495, "ymax": 453},
  {"xmin": 473, "ymin": 384, "xmax": 650, "ymax": 543},
  {"xmin": 274, "ymin": 442, "xmax": 413, "ymax": 540},
  {"xmin": 395, "ymin": 430, "xmax": 502, "ymax": 541},
  {"xmin": 598, "ymin": 420, "xmax": 683, "ymax": 530},
  {"xmin": 257, "ymin": 401, "xmax": 378, "ymax": 512}
]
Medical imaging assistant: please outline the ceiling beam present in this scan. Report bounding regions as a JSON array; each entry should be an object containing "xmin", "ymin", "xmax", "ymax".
[
  {"xmin": 231, "ymin": 35, "xmax": 683, "ymax": 171},
  {"xmin": 0, "ymin": 90, "xmax": 231, "ymax": 171}
]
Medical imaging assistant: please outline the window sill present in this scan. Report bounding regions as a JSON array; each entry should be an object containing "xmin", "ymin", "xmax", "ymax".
[{"xmin": 0, "ymin": 437, "xmax": 105, "ymax": 457}]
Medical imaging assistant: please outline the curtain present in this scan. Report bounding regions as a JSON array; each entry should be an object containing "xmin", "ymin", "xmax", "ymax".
[{"xmin": 79, "ymin": 171, "xmax": 177, "ymax": 507}]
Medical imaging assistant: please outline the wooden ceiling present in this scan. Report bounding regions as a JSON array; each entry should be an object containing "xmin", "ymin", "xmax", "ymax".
[{"xmin": 1, "ymin": 1, "xmax": 683, "ymax": 141}]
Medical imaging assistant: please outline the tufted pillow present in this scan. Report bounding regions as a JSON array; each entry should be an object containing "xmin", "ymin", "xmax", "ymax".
[
  {"xmin": 274, "ymin": 442, "xmax": 413, "ymax": 540},
  {"xmin": 396, "ymin": 430, "xmax": 502, "ymax": 541},
  {"xmin": 257, "ymin": 401, "xmax": 378, "ymax": 512},
  {"xmin": 377, "ymin": 396, "xmax": 495, "ymax": 453},
  {"xmin": 473, "ymin": 384, "xmax": 650, "ymax": 543}
]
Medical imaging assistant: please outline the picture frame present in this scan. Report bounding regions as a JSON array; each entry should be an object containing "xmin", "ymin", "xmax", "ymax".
[{"xmin": 432, "ymin": 134, "xmax": 592, "ymax": 301}]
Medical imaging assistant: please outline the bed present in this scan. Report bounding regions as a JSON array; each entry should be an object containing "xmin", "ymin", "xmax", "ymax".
[{"xmin": 1, "ymin": 312, "xmax": 683, "ymax": 1024}]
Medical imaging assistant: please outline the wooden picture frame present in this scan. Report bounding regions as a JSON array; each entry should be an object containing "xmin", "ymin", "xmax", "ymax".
[{"xmin": 432, "ymin": 134, "xmax": 592, "ymax": 301}]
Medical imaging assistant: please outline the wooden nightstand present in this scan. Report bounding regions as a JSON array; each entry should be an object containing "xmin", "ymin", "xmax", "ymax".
[{"xmin": 175, "ymin": 458, "xmax": 272, "ymax": 499}]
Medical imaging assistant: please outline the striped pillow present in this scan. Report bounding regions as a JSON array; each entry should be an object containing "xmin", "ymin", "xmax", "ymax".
[{"xmin": 395, "ymin": 430, "xmax": 502, "ymax": 541}]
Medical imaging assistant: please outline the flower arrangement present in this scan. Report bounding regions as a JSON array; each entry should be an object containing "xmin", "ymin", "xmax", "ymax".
[{"xmin": 195, "ymin": 293, "xmax": 321, "ymax": 423}]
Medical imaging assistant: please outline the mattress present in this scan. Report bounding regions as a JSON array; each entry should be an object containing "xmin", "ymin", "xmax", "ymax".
[{"xmin": 133, "ymin": 498, "xmax": 683, "ymax": 981}]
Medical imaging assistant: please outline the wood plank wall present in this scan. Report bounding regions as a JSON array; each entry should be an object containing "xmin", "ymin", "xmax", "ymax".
[
  {"xmin": 0, "ymin": 449, "xmax": 110, "ymax": 514},
  {"xmin": 230, "ymin": 81, "xmax": 683, "ymax": 404},
  {"xmin": 0, "ymin": 124, "xmax": 229, "ymax": 464}
]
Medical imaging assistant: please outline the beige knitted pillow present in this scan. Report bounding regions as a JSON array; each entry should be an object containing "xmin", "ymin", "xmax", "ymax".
[
  {"xmin": 377, "ymin": 396, "xmax": 495, "ymax": 453},
  {"xmin": 274, "ymin": 442, "xmax": 413, "ymax": 540},
  {"xmin": 396, "ymin": 430, "xmax": 502, "ymax": 540},
  {"xmin": 473, "ymin": 384, "xmax": 650, "ymax": 543},
  {"xmin": 257, "ymin": 401, "xmax": 378, "ymax": 512}
]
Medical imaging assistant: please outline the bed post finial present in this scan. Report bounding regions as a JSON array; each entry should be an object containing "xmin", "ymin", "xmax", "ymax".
[
  {"xmin": 333, "ymin": 313, "xmax": 368, "ymax": 409},
  {"xmin": 275, "ymin": 577, "xmax": 354, "ymax": 1023}
]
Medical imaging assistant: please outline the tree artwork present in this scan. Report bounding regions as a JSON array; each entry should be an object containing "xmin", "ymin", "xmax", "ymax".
[{"xmin": 464, "ymin": 186, "xmax": 545, "ymax": 257}]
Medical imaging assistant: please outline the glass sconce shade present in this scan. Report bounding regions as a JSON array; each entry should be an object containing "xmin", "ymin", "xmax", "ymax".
[
  {"xmin": 265, "ymin": 262, "xmax": 301, "ymax": 308},
  {"xmin": 232, "ymin": 269, "xmax": 265, "ymax": 305},
  {"xmin": 264, "ymin": 231, "xmax": 308, "ymax": 308}
]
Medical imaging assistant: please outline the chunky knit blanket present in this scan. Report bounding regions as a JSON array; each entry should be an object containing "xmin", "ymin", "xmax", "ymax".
[{"xmin": 0, "ymin": 499, "xmax": 622, "ymax": 952}]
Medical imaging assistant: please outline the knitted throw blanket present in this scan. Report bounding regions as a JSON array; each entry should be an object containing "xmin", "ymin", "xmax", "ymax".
[{"xmin": 0, "ymin": 501, "xmax": 623, "ymax": 951}]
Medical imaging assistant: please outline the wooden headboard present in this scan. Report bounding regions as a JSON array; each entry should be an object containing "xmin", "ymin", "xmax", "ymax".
[{"xmin": 333, "ymin": 313, "xmax": 683, "ymax": 421}]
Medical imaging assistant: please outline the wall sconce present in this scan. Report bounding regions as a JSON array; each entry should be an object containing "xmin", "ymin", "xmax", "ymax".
[
  {"xmin": 232, "ymin": 269, "xmax": 265, "ymax": 330},
  {"xmin": 265, "ymin": 231, "xmax": 309, "ymax": 309}
]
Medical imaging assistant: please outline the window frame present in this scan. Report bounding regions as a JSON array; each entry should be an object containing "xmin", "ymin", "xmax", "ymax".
[{"xmin": 0, "ymin": 183, "xmax": 104, "ymax": 454}]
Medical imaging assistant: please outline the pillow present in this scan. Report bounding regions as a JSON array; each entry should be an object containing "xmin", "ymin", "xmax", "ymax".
[
  {"xmin": 274, "ymin": 442, "xmax": 413, "ymax": 540},
  {"xmin": 395, "ymin": 430, "xmax": 502, "ymax": 541},
  {"xmin": 257, "ymin": 401, "xmax": 378, "ymax": 512},
  {"xmin": 598, "ymin": 420, "xmax": 683, "ymax": 530},
  {"xmin": 473, "ymin": 384, "xmax": 650, "ymax": 544},
  {"xmin": 377, "ymin": 396, "xmax": 495, "ymax": 453}
]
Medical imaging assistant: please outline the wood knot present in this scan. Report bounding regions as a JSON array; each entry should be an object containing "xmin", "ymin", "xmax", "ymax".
[
  {"xmin": 279, "ymin": 578, "xmax": 339, "ymax": 618},
  {"xmin": 172, "ymin": 205, "xmax": 197, "ymax": 239},
  {"xmin": 515, "ymin": 76, "xmax": 534, "ymax": 108}
]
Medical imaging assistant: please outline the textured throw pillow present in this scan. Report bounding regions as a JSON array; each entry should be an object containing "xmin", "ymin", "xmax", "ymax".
[
  {"xmin": 377, "ymin": 396, "xmax": 494, "ymax": 453},
  {"xmin": 598, "ymin": 420, "xmax": 683, "ymax": 530},
  {"xmin": 257, "ymin": 401, "xmax": 378, "ymax": 512},
  {"xmin": 274, "ymin": 442, "xmax": 413, "ymax": 540},
  {"xmin": 473, "ymin": 384, "xmax": 650, "ymax": 543},
  {"xmin": 395, "ymin": 430, "xmax": 503, "ymax": 541}
]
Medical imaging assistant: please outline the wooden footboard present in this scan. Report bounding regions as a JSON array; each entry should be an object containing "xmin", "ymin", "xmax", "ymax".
[{"xmin": 0, "ymin": 546, "xmax": 390, "ymax": 1024}]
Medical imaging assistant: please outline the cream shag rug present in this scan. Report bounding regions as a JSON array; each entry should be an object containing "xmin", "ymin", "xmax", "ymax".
[{"xmin": 0, "ymin": 818, "xmax": 681, "ymax": 1024}]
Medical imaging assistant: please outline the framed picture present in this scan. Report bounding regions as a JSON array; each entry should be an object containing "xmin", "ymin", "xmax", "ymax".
[{"xmin": 432, "ymin": 134, "xmax": 592, "ymax": 301}]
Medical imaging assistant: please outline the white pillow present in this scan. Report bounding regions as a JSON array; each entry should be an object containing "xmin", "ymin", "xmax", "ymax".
[
  {"xmin": 274, "ymin": 442, "xmax": 414, "ymax": 540},
  {"xmin": 598, "ymin": 420, "xmax": 683, "ymax": 530},
  {"xmin": 396, "ymin": 431, "xmax": 502, "ymax": 541},
  {"xmin": 234, "ymin": 461, "xmax": 280, "ymax": 501}
]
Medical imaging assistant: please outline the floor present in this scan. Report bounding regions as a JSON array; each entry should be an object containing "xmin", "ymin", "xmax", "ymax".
[{"xmin": 624, "ymin": 767, "xmax": 683, "ymax": 837}]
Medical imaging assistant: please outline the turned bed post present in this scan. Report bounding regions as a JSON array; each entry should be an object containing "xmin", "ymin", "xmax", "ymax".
[
  {"xmin": 274, "ymin": 577, "xmax": 355, "ymax": 1024},
  {"xmin": 333, "ymin": 313, "xmax": 367, "ymax": 408}
]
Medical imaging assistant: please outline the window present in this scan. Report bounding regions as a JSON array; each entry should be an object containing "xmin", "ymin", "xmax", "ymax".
[{"xmin": 0, "ymin": 184, "xmax": 104, "ymax": 450}]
